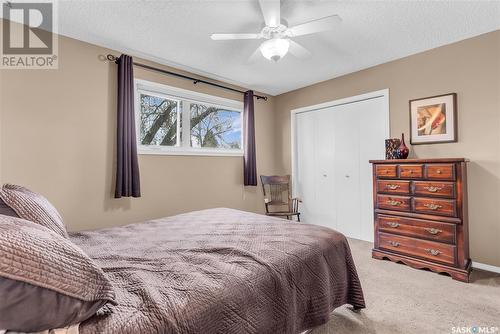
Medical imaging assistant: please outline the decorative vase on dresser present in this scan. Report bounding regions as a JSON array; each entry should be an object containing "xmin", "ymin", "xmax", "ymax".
[
  {"xmin": 369, "ymin": 158, "xmax": 471, "ymax": 282},
  {"xmin": 396, "ymin": 133, "xmax": 409, "ymax": 159}
]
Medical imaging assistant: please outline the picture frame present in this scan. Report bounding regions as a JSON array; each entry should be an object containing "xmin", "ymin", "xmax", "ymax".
[{"xmin": 409, "ymin": 93, "xmax": 457, "ymax": 145}]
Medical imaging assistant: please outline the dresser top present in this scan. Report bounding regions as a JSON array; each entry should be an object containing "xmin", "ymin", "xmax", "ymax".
[{"xmin": 369, "ymin": 158, "xmax": 469, "ymax": 164}]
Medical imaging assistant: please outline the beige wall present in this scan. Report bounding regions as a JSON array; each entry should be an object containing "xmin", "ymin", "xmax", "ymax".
[
  {"xmin": 0, "ymin": 33, "xmax": 275, "ymax": 231},
  {"xmin": 274, "ymin": 30, "xmax": 500, "ymax": 266}
]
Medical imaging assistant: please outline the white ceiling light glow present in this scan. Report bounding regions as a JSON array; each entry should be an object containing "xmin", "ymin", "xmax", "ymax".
[
  {"xmin": 260, "ymin": 38, "xmax": 290, "ymax": 62},
  {"xmin": 210, "ymin": 0, "xmax": 341, "ymax": 63}
]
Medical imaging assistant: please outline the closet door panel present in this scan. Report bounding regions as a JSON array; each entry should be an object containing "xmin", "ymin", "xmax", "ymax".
[
  {"xmin": 357, "ymin": 98, "xmax": 387, "ymax": 242},
  {"xmin": 314, "ymin": 108, "xmax": 337, "ymax": 229},
  {"xmin": 295, "ymin": 112, "xmax": 317, "ymax": 224},
  {"xmin": 294, "ymin": 94, "xmax": 387, "ymax": 242},
  {"xmin": 333, "ymin": 105, "xmax": 361, "ymax": 239}
]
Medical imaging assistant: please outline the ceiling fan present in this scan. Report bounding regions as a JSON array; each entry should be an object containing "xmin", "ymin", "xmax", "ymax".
[{"xmin": 210, "ymin": 0, "xmax": 341, "ymax": 62}]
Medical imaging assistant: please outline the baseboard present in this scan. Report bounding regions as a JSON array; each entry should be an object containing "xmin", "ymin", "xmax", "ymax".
[{"xmin": 472, "ymin": 261, "xmax": 500, "ymax": 274}]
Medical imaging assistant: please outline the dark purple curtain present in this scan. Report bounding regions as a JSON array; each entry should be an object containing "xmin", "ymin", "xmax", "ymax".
[
  {"xmin": 115, "ymin": 54, "xmax": 141, "ymax": 198},
  {"xmin": 243, "ymin": 90, "xmax": 257, "ymax": 186}
]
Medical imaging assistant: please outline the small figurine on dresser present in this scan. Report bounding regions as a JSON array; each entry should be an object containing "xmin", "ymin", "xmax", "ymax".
[
  {"xmin": 385, "ymin": 133, "xmax": 410, "ymax": 159},
  {"xmin": 385, "ymin": 138, "xmax": 400, "ymax": 159}
]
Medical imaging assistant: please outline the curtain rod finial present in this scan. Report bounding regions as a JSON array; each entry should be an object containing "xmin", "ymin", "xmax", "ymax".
[{"xmin": 106, "ymin": 54, "xmax": 118, "ymax": 63}]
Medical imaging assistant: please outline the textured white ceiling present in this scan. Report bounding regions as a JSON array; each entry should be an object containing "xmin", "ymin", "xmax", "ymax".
[{"xmin": 55, "ymin": 1, "xmax": 500, "ymax": 95}]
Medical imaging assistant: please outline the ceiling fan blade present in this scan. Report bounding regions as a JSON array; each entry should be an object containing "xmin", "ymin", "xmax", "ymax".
[
  {"xmin": 259, "ymin": 0, "xmax": 281, "ymax": 27},
  {"xmin": 288, "ymin": 40, "xmax": 311, "ymax": 59},
  {"xmin": 211, "ymin": 33, "xmax": 261, "ymax": 40},
  {"xmin": 287, "ymin": 15, "xmax": 342, "ymax": 37}
]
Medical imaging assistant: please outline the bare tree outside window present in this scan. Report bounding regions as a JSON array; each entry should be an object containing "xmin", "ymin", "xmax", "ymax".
[
  {"xmin": 139, "ymin": 94, "xmax": 180, "ymax": 146},
  {"xmin": 138, "ymin": 91, "xmax": 242, "ymax": 154},
  {"xmin": 190, "ymin": 103, "xmax": 241, "ymax": 149}
]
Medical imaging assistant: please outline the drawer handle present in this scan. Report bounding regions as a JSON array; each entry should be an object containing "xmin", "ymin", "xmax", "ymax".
[
  {"xmin": 425, "ymin": 248, "xmax": 441, "ymax": 256},
  {"xmin": 436, "ymin": 169, "xmax": 442, "ymax": 174},
  {"xmin": 423, "ymin": 203, "xmax": 442, "ymax": 210},
  {"xmin": 387, "ymin": 200, "xmax": 402, "ymax": 206},
  {"xmin": 389, "ymin": 241, "xmax": 400, "ymax": 247},
  {"xmin": 386, "ymin": 184, "xmax": 400, "ymax": 190},
  {"xmin": 386, "ymin": 222, "xmax": 400, "ymax": 228},
  {"xmin": 424, "ymin": 228, "xmax": 442, "ymax": 235},
  {"xmin": 425, "ymin": 186, "xmax": 442, "ymax": 193}
]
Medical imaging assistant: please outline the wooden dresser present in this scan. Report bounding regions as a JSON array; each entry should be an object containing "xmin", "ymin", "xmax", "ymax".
[{"xmin": 369, "ymin": 158, "xmax": 470, "ymax": 282}]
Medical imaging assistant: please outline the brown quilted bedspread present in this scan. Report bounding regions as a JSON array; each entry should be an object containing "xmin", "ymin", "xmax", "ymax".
[{"xmin": 70, "ymin": 208, "xmax": 365, "ymax": 334}]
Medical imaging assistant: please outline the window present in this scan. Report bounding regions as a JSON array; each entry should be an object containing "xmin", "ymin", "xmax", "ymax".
[
  {"xmin": 135, "ymin": 80, "xmax": 244, "ymax": 156},
  {"xmin": 139, "ymin": 93, "xmax": 180, "ymax": 147}
]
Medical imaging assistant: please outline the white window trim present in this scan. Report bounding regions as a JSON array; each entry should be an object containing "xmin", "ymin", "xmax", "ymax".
[{"xmin": 134, "ymin": 79, "xmax": 244, "ymax": 157}]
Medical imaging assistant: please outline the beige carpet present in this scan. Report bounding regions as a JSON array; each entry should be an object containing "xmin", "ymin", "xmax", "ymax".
[{"xmin": 311, "ymin": 238, "xmax": 500, "ymax": 334}]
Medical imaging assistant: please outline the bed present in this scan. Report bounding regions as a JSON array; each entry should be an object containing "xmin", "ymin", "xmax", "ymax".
[{"xmin": 69, "ymin": 208, "xmax": 365, "ymax": 334}]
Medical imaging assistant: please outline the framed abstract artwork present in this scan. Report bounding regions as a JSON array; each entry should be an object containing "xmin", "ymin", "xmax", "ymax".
[{"xmin": 409, "ymin": 93, "xmax": 457, "ymax": 144}]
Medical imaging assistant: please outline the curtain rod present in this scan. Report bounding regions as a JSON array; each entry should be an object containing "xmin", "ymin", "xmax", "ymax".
[{"xmin": 106, "ymin": 54, "xmax": 267, "ymax": 101}]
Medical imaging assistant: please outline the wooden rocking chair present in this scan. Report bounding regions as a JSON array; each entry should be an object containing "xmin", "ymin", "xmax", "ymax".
[{"xmin": 260, "ymin": 175, "xmax": 301, "ymax": 222}]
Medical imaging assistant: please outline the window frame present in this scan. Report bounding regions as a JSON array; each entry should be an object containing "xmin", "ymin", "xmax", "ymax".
[{"xmin": 134, "ymin": 79, "xmax": 244, "ymax": 157}]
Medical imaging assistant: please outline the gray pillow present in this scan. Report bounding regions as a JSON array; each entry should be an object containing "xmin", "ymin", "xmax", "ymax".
[
  {"xmin": 0, "ymin": 215, "xmax": 116, "ymax": 332},
  {"xmin": 0, "ymin": 198, "xmax": 18, "ymax": 218},
  {"xmin": 0, "ymin": 277, "xmax": 107, "ymax": 332},
  {"xmin": 0, "ymin": 184, "xmax": 68, "ymax": 238}
]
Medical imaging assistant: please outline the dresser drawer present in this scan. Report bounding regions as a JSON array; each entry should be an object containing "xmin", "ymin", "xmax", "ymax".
[
  {"xmin": 413, "ymin": 181, "xmax": 455, "ymax": 198},
  {"xmin": 379, "ymin": 233, "xmax": 456, "ymax": 266},
  {"xmin": 413, "ymin": 197, "xmax": 456, "ymax": 217},
  {"xmin": 426, "ymin": 164, "xmax": 455, "ymax": 180},
  {"xmin": 377, "ymin": 194, "xmax": 411, "ymax": 212},
  {"xmin": 376, "ymin": 165, "xmax": 397, "ymax": 178},
  {"xmin": 377, "ymin": 180, "xmax": 411, "ymax": 195},
  {"xmin": 399, "ymin": 164, "xmax": 423, "ymax": 178},
  {"xmin": 377, "ymin": 215, "xmax": 456, "ymax": 244}
]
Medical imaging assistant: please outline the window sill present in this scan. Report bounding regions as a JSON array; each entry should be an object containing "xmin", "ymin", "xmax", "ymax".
[{"xmin": 138, "ymin": 148, "xmax": 244, "ymax": 157}]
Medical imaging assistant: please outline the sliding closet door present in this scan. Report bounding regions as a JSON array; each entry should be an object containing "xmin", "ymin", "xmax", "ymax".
[
  {"xmin": 295, "ymin": 112, "xmax": 317, "ymax": 224},
  {"xmin": 333, "ymin": 98, "xmax": 387, "ymax": 241},
  {"xmin": 333, "ymin": 103, "xmax": 361, "ymax": 239},
  {"xmin": 357, "ymin": 98, "xmax": 387, "ymax": 241},
  {"xmin": 314, "ymin": 108, "xmax": 337, "ymax": 229},
  {"xmin": 294, "ymin": 94, "xmax": 387, "ymax": 242},
  {"xmin": 295, "ymin": 110, "xmax": 336, "ymax": 229},
  {"xmin": 295, "ymin": 107, "xmax": 338, "ymax": 231}
]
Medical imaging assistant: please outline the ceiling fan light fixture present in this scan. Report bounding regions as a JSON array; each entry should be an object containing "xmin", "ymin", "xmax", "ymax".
[{"xmin": 260, "ymin": 38, "xmax": 290, "ymax": 62}]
